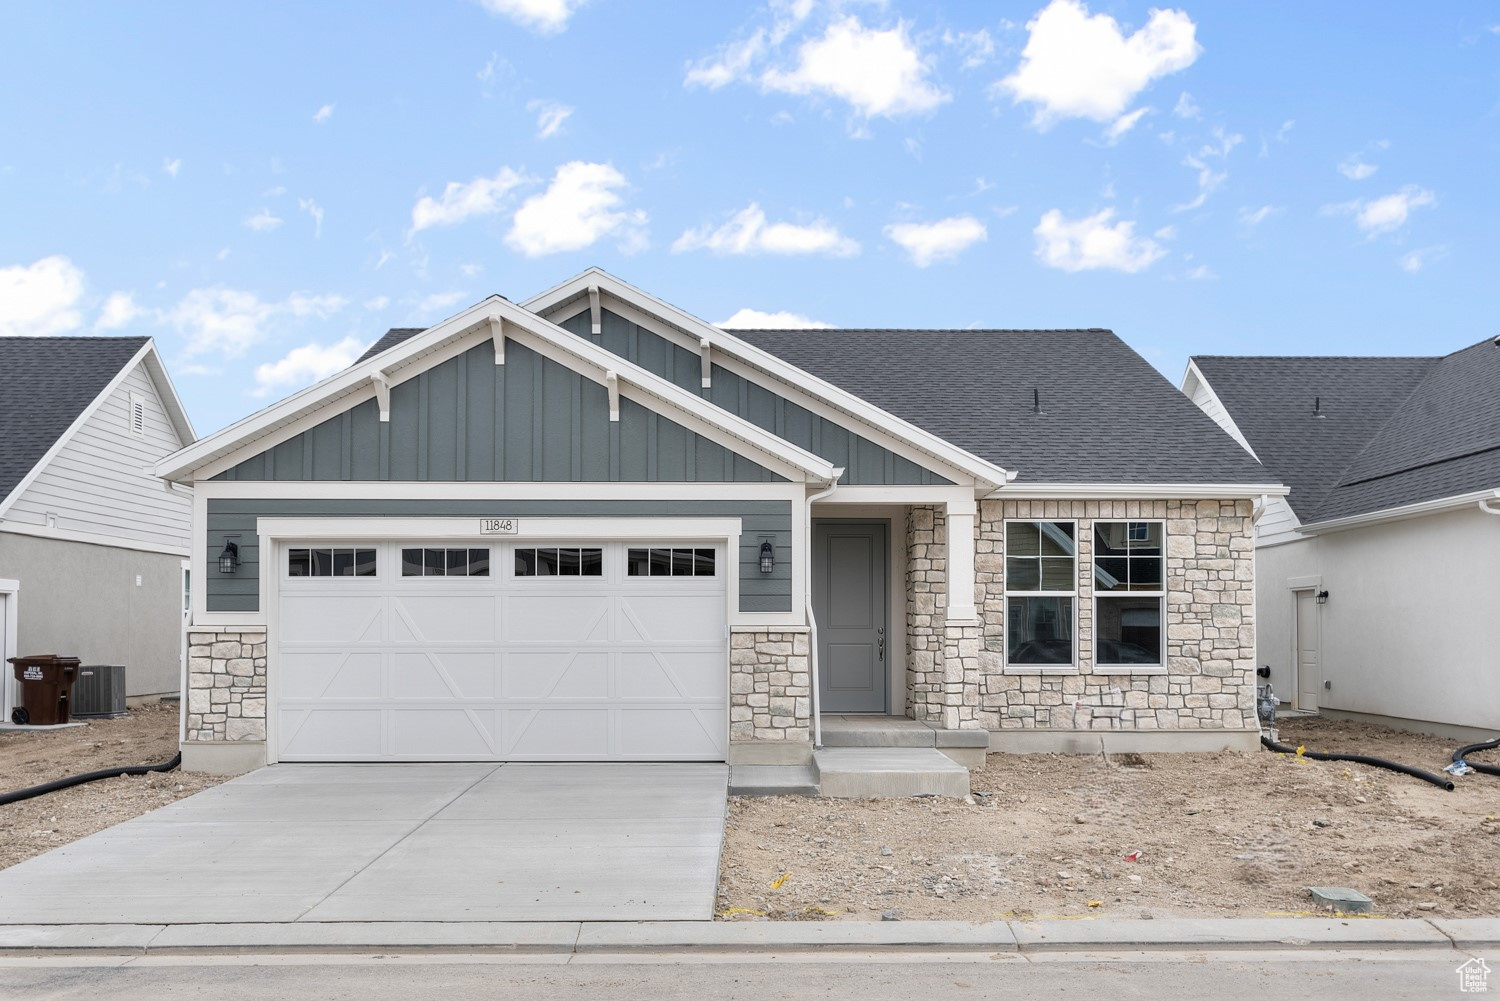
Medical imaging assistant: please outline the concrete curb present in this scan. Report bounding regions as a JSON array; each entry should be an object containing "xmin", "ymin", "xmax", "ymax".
[{"xmin": 0, "ymin": 918, "xmax": 1491, "ymax": 956}]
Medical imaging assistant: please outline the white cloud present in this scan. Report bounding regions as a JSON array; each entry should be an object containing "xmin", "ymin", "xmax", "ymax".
[
  {"xmin": 0, "ymin": 256, "xmax": 86, "ymax": 337},
  {"xmin": 252, "ymin": 335, "xmax": 365, "ymax": 397},
  {"xmin": 163, "ymin": 157, "xmax": 182, "ymax": 178},
  {"xmin": 1174, "ymin": 127, "xmax": 1242, "ymax": 212},
  {"xmin": 884, "ymin": 216, "xmax": 987, "ymax": 267},
  {"xmin": 1033, "ymin": 208, "xmax": 1166, "ymax": 273},
  {"xmin": 1398, "ymin": 245, "xmax": 1446, "ymax": 273},
  {"xmin": 244, "ymin": 208, "xmax": 283, "ymax": 232},
  {"xmin": 216, "ymin": 246, "xmax": 231, "ymax": 261},
  {"xmin": 95, "ymin": 291, "xmax": 143, "ymax": 331},
  {"xmin": 364, "ymin": 296, "xmax": 390, "ymax": 310},
  {"xmin": 1326, "ymin": 185, "xmax": 1436, "ymax": 237},
  {"xmin": 1338, "ymin": 155, "xmax": 1378, "ymax": 181},
  {"xmin": 686, "ymin": 31, "xmax": 770, "ymax": 89},
  {"xmin": 1102, "ymin": 106, "xmax": 1149, "ymax": 144},
  {"xmin": 943, "ymin": 27, "xmax": 996, "ymax": 69},
  {"xmin": 1172, "ymin": 91, "xmax": 1201, "ymax": 120},
  {"xmin": 459, "ymin": 263, "xmax": 484, "ymax": 276},
  {"xmin": 719, "ymin": 307, "xmax": 834, "ymax": 329},
  {"xmin": 262, "ymin": 185, "xmax": 286, "ymax": 198},
  {"xmin": 409, "ymin": 167, "xmax": 527, "ymax": 234},
  {"xmin": 313, "ymin": 103, "xmax": 335, "ymax": 124},
  {"xmin": 505, "ymin": 161, "xmax": 646, "ymax": 256},
  {"xmin": 1186, "ymin": 264, "xmax": 1216, "ymax": 280},
  {"xmin": 673, "ymin": 203, "xmax": 858, "ymax": 257},
  {"xmin": 1238, "ymin": 205, "xmax": 1278, "ymax": 226},
  {"xmin": 298, "ymin": 198, "xmax": 324, "ymax": 237},
  {"xmin": 528, "ymin": 100, "xmax": 574, "ymax": 139},
  {"xmin": 167, "ymin": 288, "xmax": 347, "ymax": 358},
  {"xmin": 417, "ymin": 291, "xmax": 468, "ymax": 313},
  {"xmin": 997, "ymin": 0, "xmax": 1200, "ymax": 128},
  {"xmin": 478, "ymin": 0, "xmax": 585, "ymax": 34},
  {"xmin": 761, "ymin": 16, "xmax": 949, "ymax": 119}
]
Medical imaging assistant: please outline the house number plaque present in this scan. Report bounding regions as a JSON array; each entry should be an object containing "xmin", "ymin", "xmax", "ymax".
[{"xmin": 479, "ymin": 518, "xmax": 518, "ymax": 535}]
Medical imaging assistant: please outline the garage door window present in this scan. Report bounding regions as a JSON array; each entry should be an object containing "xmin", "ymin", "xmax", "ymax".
[
  {"xmin": 401, "ymin": 547, "xmax": 491, "ymax": 577},
  {"xmin": 627, "ymin": 547, "xmax": 715, "ymax": 577},
  {"xmin": 288, "ymin": 548, "xmax": 377, "ymax": 577},
  {"xmin": 514, "ymin": 547, "xmax": 604, "ymax": 577}
]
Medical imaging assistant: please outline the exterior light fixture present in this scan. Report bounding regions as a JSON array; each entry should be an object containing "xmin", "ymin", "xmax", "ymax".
[
  {"xmin": 218, "ymin": 541, "xmax": 240, "ymax": 575},
  {"xmin": 759, "ymin": 540, "xmax": 775, "ymax": 575},
  {"xmin": 1316, "ymin": 589, "xmax": 1329, "ymax": 605}
]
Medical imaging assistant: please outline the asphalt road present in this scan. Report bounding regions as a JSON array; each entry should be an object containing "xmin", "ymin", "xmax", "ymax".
[{"xmin": 1, "ymin": 949, "xmax": 1482, "ymax": 1000}]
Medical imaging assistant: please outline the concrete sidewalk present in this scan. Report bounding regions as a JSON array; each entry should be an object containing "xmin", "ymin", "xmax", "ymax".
[{"xmin": 0, "ymin": 917, "xmax": 1494, "ymax": 955}]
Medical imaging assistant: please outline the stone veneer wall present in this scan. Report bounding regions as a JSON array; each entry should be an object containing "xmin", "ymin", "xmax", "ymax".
[
  {"xmin": 730, "ymin": 629, "xmax": 812, "ymax": 742},
  {"xmin": 968, "ymin": 499, "xmax": 1257, "ymax": 732},
  {"xmin": 905, "ymin": 505, "xmax": 948, "ymax": 723},
  {"xmin": 185, "ymin": 627, "xmax": 267, "ymax": 743}
]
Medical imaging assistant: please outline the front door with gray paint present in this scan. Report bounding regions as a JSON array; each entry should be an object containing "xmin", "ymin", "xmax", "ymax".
[{"xmin": 812, "ymin": 521, "xmax": 888, "ymax": 713}]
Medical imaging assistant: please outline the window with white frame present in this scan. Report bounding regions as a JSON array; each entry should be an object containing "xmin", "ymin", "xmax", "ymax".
[
  {"xmin": 1004, "ymin": 521, "xmax": 1076, "ymax": 667},
  {"xmin": 1093, "ymin": 521, "xmax": 1165, "ymax": 667}
]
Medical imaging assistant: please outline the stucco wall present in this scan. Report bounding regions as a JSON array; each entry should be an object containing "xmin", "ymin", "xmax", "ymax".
[
  {"xmin": 1258, "ymin": 505, "xmax": 1500, "ymax": 731},
  {"xmin": 0, "ymin": 532, "xmax": 183, "ymax": 697}
]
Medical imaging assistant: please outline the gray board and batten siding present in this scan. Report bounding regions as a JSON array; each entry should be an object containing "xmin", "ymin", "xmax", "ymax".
[
  {"xmin": 214, "ymin": 339, "xmax": 782, "ymax": 485},
  {"xmin": 555, "ymin": 309, "xmax": 951, "ymax": 486},
  {"xmin": 206, "ymin": 498, "xmax": 793, "ymax": 614}
]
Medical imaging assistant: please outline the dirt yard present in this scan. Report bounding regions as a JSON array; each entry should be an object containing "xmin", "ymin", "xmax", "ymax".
[
  {"xmin": 0, "ymin": 702, "xmax": 224, "ymax": 870},
  {"xmin": 718, "ymin": 717, "xmax": 1500, "ymax": 922}
]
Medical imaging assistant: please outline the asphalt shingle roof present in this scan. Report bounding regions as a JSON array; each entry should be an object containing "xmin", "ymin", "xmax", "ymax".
[
  {"xmin": 1193, "ymin": 338, "xmax": 1500, "ymax": 523},
  {"xmin": 0, "ymin": 336, "xmax": 149, "ymax": 504},
  {"xmin": 356, "ymin": 328, "xmax": 425, "ymax": 364},
  {"xmin": 733, "ymin": 328, "xmax": 1270, "ymax": 485}
]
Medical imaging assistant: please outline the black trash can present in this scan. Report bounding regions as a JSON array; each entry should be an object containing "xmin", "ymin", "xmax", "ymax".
[{"xmin": 9, "ymin": 654, "xmax": 82, "ymax": 725}]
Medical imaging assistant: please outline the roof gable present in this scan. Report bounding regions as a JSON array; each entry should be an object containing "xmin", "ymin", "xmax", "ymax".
[{"xmin": 0, "ymin": 336, "xmax": 155, "ymax": 507}]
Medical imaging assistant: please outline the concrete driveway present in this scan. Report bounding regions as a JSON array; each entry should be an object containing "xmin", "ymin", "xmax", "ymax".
[{"xmin": 0, "ymin": 763, "xmax": 728, "ymax": 924}]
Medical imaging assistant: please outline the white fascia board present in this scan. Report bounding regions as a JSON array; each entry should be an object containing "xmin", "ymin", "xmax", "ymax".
[
  {"xmin": 255, "ymin": 516, "xmax": 745, "ymax": 542},
  {"xmin": 523, "ymin": 269, "xmax": 1011, "ymax": 491},
  {"xmin": 0, "ymin": 520, "xmax": 190, "ymax": 557},
  {"xmin": 987, "ymin": 482, "xmax": 1291, "ymax": 500},
  {"xmin": 1181, "ymin": 360, "xmax": 1259, "ymax": 461},
  {"xmin": 160, "ymin": 293, "xmax": 836, "ymax": 486},
  {"xmin": 1298, "ymin": 487, "xmax": 1500, "ymax": 535},
  {"xmin": 194, "ymin": 480, "xmax": 805, "ymax": 500},
  {"xmin": 140, "ymin": 340, "xmax": 198, "ymax": 445},
  {"xmin": 0, "ymin": 340, "xmax": 158, "ymax": 520}
]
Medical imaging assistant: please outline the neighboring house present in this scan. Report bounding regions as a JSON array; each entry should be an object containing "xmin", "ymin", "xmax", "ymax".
[
  {"xmin": 0, "ymin": 337, "xmax": 196, "ymax": 715},
  {"xmin": 157, "ymin": 268, "xmax": 1282, "ymax": 774},
  {"xmin": 1184, "ymin": 338, "xmax": 1500, "ymax": 737}
]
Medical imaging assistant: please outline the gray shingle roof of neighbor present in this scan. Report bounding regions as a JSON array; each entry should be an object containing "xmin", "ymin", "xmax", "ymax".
[
  {"xmin": 732, "ymin": 328, "xmax": 1272, "ymax": 485},
  {"xmin": 356, "ymin": 328, "xmax": 426, "ymax": 364},
  {"xmin": 1193, "ymin": 336, "xmax": 1500, "ymax": 523},
  {"xmin": 0, "ymin": 336, "xmax": 150, "ymax": 504}
]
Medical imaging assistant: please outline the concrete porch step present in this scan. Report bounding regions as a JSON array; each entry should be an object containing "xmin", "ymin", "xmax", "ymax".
[
  {"xmin": 728, "ymin": 763, "xmax": 819, "ymax": 797},
  {"xmin": 820, "ymin": 715, "xmax": 989, "ymax": 767},
  {"xmin": 813, "ymin": 747, "xmax": 970, "ymax": 799}
]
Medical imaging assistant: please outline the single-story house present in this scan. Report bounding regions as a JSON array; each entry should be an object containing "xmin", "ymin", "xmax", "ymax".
[
  {"xmin": 1183, "ymin": 337, "xmax": 1500, "ymax": 737},
  {"xmin": 157, "ymin": 268, "xmax": 1284, "ymax": 774},
  {"xmin": 1, "ymin": 336, "xmax": 196, "ymax": 716}
]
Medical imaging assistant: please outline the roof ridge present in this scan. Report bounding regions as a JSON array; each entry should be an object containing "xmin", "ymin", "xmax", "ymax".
[{"xmin": 1327, "ymin": 353, "xmax": 1452, "ymax": 495}]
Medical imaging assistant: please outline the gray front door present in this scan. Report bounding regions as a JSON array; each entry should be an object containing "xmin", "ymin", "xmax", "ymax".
[{"xmin": 812, "ymin": 521, "xmax": 888, "ymax": 713}]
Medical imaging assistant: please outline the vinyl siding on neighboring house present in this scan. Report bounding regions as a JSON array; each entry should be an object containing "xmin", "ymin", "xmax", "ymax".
[
  {"xmin": 1184, "ymin": 369, "xmax": 1257, "ymax": 458},
  {"xmin": 557, "ymin": 309, "xmax": 951, "ymax": 486},
  {"xmin": 6, "ymin": 361, "xmax": 191, "ymax": 551},
  {"xmin": 213, "ymin": 339, "xmax": 781, "ymax": 484},
  {"xmin": 204, "ymin": 497, "xmax": 794, "ymax": 614},
  {"xmin": 1254, "ymin": 494, "xmax": 1302, "ymax": 547}
]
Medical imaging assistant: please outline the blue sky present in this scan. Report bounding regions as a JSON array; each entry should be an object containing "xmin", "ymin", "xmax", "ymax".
[{"xmin": 2, "ymin": 1, "xmax": 1497, "ymax": 436}]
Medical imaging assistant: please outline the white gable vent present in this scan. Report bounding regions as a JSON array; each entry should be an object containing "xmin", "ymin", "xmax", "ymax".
[{"xmin": 128, "ymin": 392, "xmax": 146, "ymax": 437}]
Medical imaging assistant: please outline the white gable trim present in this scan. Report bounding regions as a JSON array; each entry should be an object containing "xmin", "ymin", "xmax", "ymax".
[
  {"xmin": 0, "ymin": 341, "xmax": 180, "ymax": 520},
  {"xmin": 159, "ymin": 295, "xmax": 837, "ymax": 486},
  {"xmin": 1180, "ymin": 360, "xmax": 1260, "ymax": 461},
  {"xmin": 525, "ymin": 269, "xmax": 1013, "ymax": 492}
]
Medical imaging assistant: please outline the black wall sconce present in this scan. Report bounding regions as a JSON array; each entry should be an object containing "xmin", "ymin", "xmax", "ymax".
[
  {"xmin": 1316, "ymin": 589, "xmax": 1329, "ymax": 605},
  {"xmin": 759, "ymin": 540, "xmax": 775, "ymax": 575},
  {"xmin": 218, "ymin": 540, "xmax": 240, "ymax": 575}
]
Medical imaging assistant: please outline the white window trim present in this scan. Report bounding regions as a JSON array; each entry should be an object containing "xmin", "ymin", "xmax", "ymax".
[
  {"xmin": 1003, "ymin": 519, "xmax": 1079, "ymax": 674},
  {"xmin": 284, "ymin": 545, "xmax": 382, "ymax": 580},
  {"xmin": 1092, "ymin": 519, "xmax": 1166, "ymax": 673}
]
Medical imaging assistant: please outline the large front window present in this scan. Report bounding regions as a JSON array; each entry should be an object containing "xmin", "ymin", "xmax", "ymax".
[
  {"xmin": 1005, "ymin": 520, "xmax": 1076, "ymax": 667},
  {"xmin": 1094, "ymin": 521, "xmax": 1165, "ymax": 668}
]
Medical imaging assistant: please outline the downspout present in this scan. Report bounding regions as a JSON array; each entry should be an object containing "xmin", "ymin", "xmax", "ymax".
[
  {"xmin": 805, "ymin": 468, "xmax": 844, "ymax": 750},
  {"xmin": 1251, "ymin": 493, "xmax": 1271, "ymax": 526},
  {"xmin": 1479, "ymin": 489, "xmax": 1500, "ymax": 517}
]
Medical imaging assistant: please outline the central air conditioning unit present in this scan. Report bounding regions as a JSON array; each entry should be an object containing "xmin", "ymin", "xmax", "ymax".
[{"xmin": 72, "ymin": 664, "xmax": 128, "ymax": 718}]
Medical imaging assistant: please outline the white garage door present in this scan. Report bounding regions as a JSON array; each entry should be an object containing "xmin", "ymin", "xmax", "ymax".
[{"xmin": 275, "ymin": 541, "xmax": 727, "ymax": 762}]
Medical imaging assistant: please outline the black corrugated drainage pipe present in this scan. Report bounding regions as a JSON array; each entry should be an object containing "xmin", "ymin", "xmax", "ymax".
[
  {"xmin": 0, "ymin": 753, "xmax": 182, "ymax": 807},
  {"xmin": 1260, "ymin": 735, "xmax": 1454, "ymax": 791},
  {"xmin": 1452, "ymin": 736, "xmax": 1500, "ymax": 778}
]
